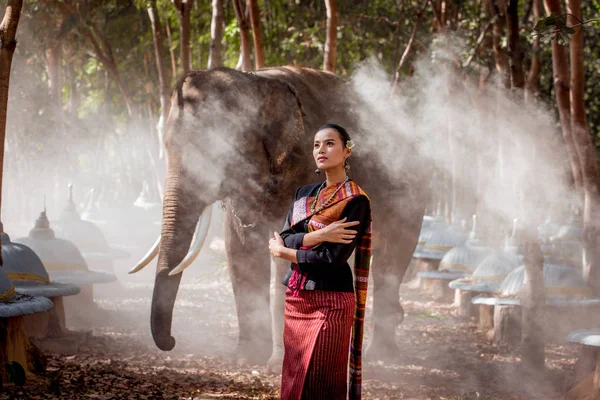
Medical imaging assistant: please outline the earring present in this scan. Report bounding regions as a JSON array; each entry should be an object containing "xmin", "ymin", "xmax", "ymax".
[
  {"xmin": 315, "ymin": 168, "xmax": 321, "ymax": 176},
  {"xmin": 344, "ymin": 160, "xmax": 351, "ymax": 171}
]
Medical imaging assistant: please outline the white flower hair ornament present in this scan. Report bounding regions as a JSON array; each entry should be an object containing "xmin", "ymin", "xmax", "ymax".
[{"xmin": 346, "ymin": 139, "xmax": 355, "ymax": 149}]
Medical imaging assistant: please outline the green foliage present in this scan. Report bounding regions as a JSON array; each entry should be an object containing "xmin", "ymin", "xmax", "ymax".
[{"xmin": 533, "ymin": 13, "xmax": 575, "ymax": 45}]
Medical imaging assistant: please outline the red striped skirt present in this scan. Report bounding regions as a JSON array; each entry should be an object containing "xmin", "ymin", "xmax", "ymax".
[{"xmin": 280, "ymin": 288, "xmax": 355, "ymax": 400}]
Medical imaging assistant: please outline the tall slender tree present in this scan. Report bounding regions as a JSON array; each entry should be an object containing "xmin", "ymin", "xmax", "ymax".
[
  {"xmin": 148, "ymin": 0, "xmax": 171, "ymax": 127},
  {"xmin": 566, "ymin": 0, "xmax": 600, "ymax": 295},
  {"xmin": 323, "ymin": 0, "xmax": 338, "ymax": 72},
  {"xmin": 233, "ymin": 0, "xmax": 252, "ymax": 72},
  {"xmin": 172, "ymin": 0, "xmax": 194, "ymax": 74},
  {"xmin": 207, "ymin": 0, "xmax": 223, "ymax": 69},
  {"xmin": 148, "ymin": 0, "xmax": 172, "ymax": 167},
  {"xmin": 487, "ymin": 0, "xmax": 510, "ymax": 88},
  {"xmin": 165, "ymin": 20, "xmax": 178, "ymax": 80},
  {"xmin": 247, "ymin": 0, "xmax": 264, "ymax": 69},
  {"xmin": 505, "ymin": 0, "xmax": 525, "ymax": 90},
  {"xmin": 0, "ymin": 0, "xmax": 24, "ymax": 264},
  {"xmin": 391, "ymin": 0, "xmax": 429, "ymax": 94},
  {"xmin": 543, "ymin": 0, "xmax": 582, "ymax": 189},
  {"xmin": 525, "ymin": 0, "xmax": 542, "ymax": 101}
]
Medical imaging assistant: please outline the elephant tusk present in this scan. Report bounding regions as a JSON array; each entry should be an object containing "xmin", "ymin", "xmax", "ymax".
[
  {"xmin": 129, "ymin": 235, "xmax": 161, "ymax": 274},
  {"xmin": 168, "ymin": 204, "xmax": 213, "ymax": 276}
]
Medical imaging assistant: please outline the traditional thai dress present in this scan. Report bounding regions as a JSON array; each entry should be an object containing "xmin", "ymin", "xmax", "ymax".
[{"xmin": 279, "ymin": 180, "xmax": 372, "ymax": 400}]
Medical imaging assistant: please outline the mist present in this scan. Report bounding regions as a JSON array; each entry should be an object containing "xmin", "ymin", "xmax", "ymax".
[{"xmin": 350, "ymin": 39, "xmax": 573, "ymax": 241}]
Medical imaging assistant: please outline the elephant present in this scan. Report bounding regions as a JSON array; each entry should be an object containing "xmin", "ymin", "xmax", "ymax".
[{"xmin": 130, "ymin": 66, "xmax": 427, "ymax": 368}]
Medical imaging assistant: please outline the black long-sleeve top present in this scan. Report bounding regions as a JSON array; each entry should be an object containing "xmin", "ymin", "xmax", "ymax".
[{"xmin": 280, "ymin": 182, "xmax": 370, "ymax": 292}]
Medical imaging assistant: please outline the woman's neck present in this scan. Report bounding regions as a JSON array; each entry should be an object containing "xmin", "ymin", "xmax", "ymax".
[{"xmin": 324, "ymin": 167, "xmax": 347, "ymax": 187}]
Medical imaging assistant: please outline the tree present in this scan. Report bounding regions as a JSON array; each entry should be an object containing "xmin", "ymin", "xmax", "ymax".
[
  {"xmin": 233, "ymin": 0, "xmax": 252, "ymax": 71},
  {"xmin": 520, "ymin": 241, "xmax": 546, "ymax": 372},
  {"xmin": 525, "ymin": 0, "xmax": 542, "ymax": 101},
  {"xmin": 148, "ymin": 0, "xmax": 171, "ymax": 127},
  {"xmin": 0, "ymin": 0, "xmax": 24, "ymax": 264},
  {"xmin": 541, "ymin": 0, "xmax": 600, "ymax": 295},
  {"xmin": 247, "ymin": 0, "xmax": 264, "ymax": 69},
  {"xmin": 542, "ymin": 0, "xmax": 583, "ymax": 189},
  {"xmin": 564, "ymin": 0, "xmax": 600, "ymax": 296},
  {"xmin": 207, "ymin": 0, "xmax": 223, "ymax": 69},
  {"xmin": 391, "ymin": 0, "xmax": 429, "ymax": 94},
  {"xmin": 323, "ymin": 0, "xmax": 338, "ymax": 72},
  {"xmin": 505, "ymin": 0, "xmax": 525, "ymax": 90},
  {"xmin": 487, "ymin": 0, "xmax": 510, "ymax": 88},
  {"xmin": 172, "ymin": 0, "xmax": 194, "ymax": 74}
]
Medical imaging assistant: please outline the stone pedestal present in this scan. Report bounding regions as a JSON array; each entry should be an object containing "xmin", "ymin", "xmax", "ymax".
[
  {"xmin": 493, "ymin": 304, "xmax": 522, "ymax": 348},
  {"xmin": 0, "ymin": 316, "xmax": 40, "ymax": 379},
  {"xmin": 478, "ymin": 304, "xmax": 494, "ymax": 329},
  {"xmin": 454, "ymin": 289, "xmax": 477, "ymax": 318},
  {"xmin": 417, "ymin": 258, "xmax": 440, "ymax": 275}
]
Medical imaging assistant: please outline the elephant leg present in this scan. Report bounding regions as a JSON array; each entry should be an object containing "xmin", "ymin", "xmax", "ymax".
[
  {"xmin": 367, "ymin": 215, "xmax": 421, "ymax": 363},
  {"xmin": 366, "ymin": 242, "xmax": 404, "ymax": 363},
  {"xmin": 266, "ymin": 255, "xmax": 288, "ymax": 373},
  {"xmin": 224, "ymin": 211, "xmax": 272, "ymax": 365}
]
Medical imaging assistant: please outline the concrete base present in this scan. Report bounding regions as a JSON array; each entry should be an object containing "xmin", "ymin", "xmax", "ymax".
[
  {"xmin": 478, "ymin": 304, "xmax": 494, "ymax": 330},
  {"xmin": 421, "ymin": 277, "xmax": 454, "ymax": 302},
  {"xmin": 493, "ymin": 304, "xmax": 522, "ymax": 348},
  {"xmin": 454, "ymin": 289, "xmax": 477, "ymax": 318}
]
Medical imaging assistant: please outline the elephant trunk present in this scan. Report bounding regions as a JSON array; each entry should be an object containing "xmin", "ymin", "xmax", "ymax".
[{"xmin": 150, "ymin": 155, "xmax": 202, "ymax": 351}]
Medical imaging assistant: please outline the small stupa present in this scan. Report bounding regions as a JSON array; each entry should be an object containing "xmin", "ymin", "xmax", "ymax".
[
  {"xmin": 81, "ymin": 183, "xmax": 161, "ymax": 259},
  {"xmin": 420, "ymin": 217, "xmax": 469, "ymax": 261},
  {"xmin": 416, "ymin": 215, "xmax": 480, "ymax": 301},
  {"xmin": 15, "ymin": 209, "xmax": 115, "ymax": 327},
  {"xmin": 53, "ymin": 184, "xmax": 130, "ymax": 266},
  {"xmin": 414, "ymin": 214, "xmax": 446, "ymax": 257},
  {"xmin": 1, "ymin": 220, "xmax": 80, "ymax": 340}
]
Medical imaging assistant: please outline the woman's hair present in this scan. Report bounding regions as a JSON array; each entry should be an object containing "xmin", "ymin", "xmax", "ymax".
[{"xmin": 318, "ymin": 123, "xmax": 351, "ymax": 143}]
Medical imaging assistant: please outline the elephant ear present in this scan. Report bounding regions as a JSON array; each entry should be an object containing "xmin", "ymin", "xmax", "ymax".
[{"xmin": 255, "ymin": 77, "xmax": 307, "ymax": 179}]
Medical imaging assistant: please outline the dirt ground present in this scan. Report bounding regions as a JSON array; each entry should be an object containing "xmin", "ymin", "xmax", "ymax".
[{"xmin": 0, "ymin": 258, "xmax": 583, "ymax": 400}]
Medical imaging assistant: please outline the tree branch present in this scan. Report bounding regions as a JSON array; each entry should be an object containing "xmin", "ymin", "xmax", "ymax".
[
  {"xmin": 391, "ymin": 0, "xmax": 429, "ymax": 93},
  {"xmin": 463, "ymin": 17, "xmax": 495, "ymax": 68}
]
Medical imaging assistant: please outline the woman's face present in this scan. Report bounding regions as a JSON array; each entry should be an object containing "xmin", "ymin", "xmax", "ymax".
[{"xmin": 313, "ymin": 128, "xmax": 350, "ymax": 171}]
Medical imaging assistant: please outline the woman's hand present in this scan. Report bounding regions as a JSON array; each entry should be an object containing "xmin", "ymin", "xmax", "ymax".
[
  {"xmin": 269, "ymin": 231, "xmax": 285, "ymax": 258},
  {"xmin": 317, "ymin": 217, "xmax": 360, "ymax": 244}
]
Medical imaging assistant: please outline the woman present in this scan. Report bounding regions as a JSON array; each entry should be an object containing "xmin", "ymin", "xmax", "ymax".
[{"xmin": 269, "ymin": 123, "xmax": 372, "ymax": 400}]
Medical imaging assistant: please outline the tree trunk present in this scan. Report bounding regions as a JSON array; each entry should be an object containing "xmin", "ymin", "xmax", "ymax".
[
  {"xmin": 544, "ymin": 0, "xmax": 583, "ymax": 189},
  {"xmin": 493, "ymin": 304, "xmax": 522, "ymax": 348},
  {"xmin": 173, "ymin": 0, "xmax": 194, "ymax": 74},
  {"xmin": 323, "ymin": 0, "xmax": 338, "ymax": 72},
  {"xmin": 233, "ymin": 0, "xmax": 252, "ymax": 72},
  {"xmin": 247, "ymin": 0, "xmax": 264, "ymax": 69},
  {"xmin": 525, "ymin": 0, "xmax": 542, "ymax": 101},
  {"xmin": 207, "ymin": 0, "xmax": 223, "ymax": 69},
  {"xmin": 566, "ymin": 0, "xmax": 600, "ymax": 295},
  {"xmin": 0, "ymin": 1, "xmax": 23, "ymax": 256},
  {"xmin": 148, "ymin": 0, "xmax": 171, "ymax": 124},
  {"xmin": 392, "ymin": 11, "xmax": 421, "ymax": 94},
  {"xmin": 65, "ymin": 56, "xmax": 80, "ymax": 115},
  {"xmin": 520, "ymin": 240, "xmax": 546, "ymax": 372},
  {"xmin": 505, "ymin": 0, "xmax": 525, "ymax": 90},
  {"xmin": 46, "ymin": 43, "xmax": 62, "ymax": 104},
  {"xmin": 165, "ymin": 21, "xmax": 178, "ymax": 80},
  {"xmin": 487, "ymin": 0, "xmax": 510, "ymax": 88}
]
